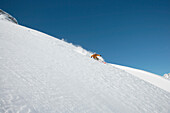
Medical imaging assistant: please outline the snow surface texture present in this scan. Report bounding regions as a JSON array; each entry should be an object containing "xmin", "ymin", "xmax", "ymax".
[
  {"xmin": 0, "ymin": 21, "xmax": 170, "ymax": 113},
  {"xmin": 0, "ymin": 9, "xmax": 18, "ymax": 24},
  {"xmin": 110, "ymin": 64, "xmax": 170, "ymax": 92}
]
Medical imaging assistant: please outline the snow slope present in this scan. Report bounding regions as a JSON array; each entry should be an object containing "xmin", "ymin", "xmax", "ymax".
[
  {"xmin": 110, "ymin": 64, "xmax": 170, "ymax": 92},
  {"xmin": 0, "ymin": 20, "xmax": 170, "ymax": 113}
]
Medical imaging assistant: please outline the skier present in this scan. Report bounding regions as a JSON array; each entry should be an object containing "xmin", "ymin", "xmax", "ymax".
[{"xmin": 91, "ymin": 54, "xmax": 101, "ymax": 61}]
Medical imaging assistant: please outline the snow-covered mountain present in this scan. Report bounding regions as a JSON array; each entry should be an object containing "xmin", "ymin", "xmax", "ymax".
[
  {"xmin": 164, "ymin": 73, "xmax": 170, "ymax": 80},
  {"xmin": 0, "ymin": 14, "xmax": 170, "ymax": 112},
  {"xmin": 0, "ymin": 9, "xmax": 18, "ymax": 24}
]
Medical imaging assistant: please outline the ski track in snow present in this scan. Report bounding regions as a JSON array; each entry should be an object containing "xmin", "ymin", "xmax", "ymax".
[{"xmin": 0, "ymin": 21, "xmax": 170, "ymax": 113}]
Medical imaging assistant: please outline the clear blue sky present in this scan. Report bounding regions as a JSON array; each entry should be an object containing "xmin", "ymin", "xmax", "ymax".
[{"xmin": 1, "ymin": 0, "xmax": 170, "ymax": 75}]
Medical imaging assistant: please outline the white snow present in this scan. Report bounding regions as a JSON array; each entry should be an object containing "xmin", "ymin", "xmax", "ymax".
[
  {"xmin": 110, "ymin": 64, "xmax": 170, "ymax": 92},
  {"xmin": 0, "ymin": 20, "xmax": 170, "ymax": 113}
]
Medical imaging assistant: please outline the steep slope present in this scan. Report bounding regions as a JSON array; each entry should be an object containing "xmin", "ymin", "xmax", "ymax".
[
  {"xmin": 110, "ymin": 64, "xmax": 170, "ymax": 92},
  {"xmin": 0, "ymin": 21, "xmax": 170, "ymax": 113}
]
